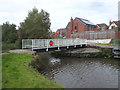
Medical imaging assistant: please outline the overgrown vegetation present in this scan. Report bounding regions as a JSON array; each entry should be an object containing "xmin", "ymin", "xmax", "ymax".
[
  {"xmin": 2, "ymin": 53, "xmax": 63, "ymax": 88},
  {"xmin": 2, "ymin": 41, "xmax": 21, "ymax": 50},
  {"xmin": 101, "ymin": 48, "xmax": 113, "ymax": 58},
  {"xmin": 2, "ymin": 22, "xmax": 21, "ymax": 50},
  {"xmin": 30, "ymin": 53, "xmax": 51, "ymax": 71},
  {"xmin": 1, "ymin": 49, "xmax": 9, "ymax": 53}
]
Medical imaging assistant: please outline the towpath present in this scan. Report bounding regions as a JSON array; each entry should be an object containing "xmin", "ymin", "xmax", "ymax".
[{"xmin": 0, "ymin": 49, "xmax": 36, "ymax": 55}]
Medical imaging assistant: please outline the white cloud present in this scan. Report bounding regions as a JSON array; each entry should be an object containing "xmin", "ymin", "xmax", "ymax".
[{"xmin": 0, "ymin": 0, "xmax": 119, "ymax": 31}]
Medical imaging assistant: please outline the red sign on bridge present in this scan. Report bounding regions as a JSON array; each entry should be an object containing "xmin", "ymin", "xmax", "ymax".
[{"xmin": 49, "ymin": 40, "xmax": 53, "ymax": 46}]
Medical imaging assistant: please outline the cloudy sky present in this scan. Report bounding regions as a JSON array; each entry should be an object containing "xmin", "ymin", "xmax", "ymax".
[{"xmin": 0, "ymin": 0, "xmax": 119, "ymax": 31}]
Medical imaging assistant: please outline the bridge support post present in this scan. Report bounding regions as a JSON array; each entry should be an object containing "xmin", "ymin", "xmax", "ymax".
[
  {"xmin": 32, "ymin": 40, "xmax": 33, "ymax": 51},
  {"xmin": 22, "ymin": 40, "xmax": 23, "ymax": 49},
  {"xmin": 46, "ymin": 39, "xmax": 49, "ymax": 51},
  {"xmin": 58, "ymin": 39, "xmax": 59, "ymax": 50},
  {"xmin": 80, "ymin": 44, "xmax": 82, "ymax": 47},
  {"xmin": 74, "ymin": 45, "xmax": 76, "ymax": 48},
  {"xmin": 67, "ymin": 46, "xmax": 69, "ymax": 49},
  {"xmin": 86, "ymin": 39, "xmax": 87, "ymax": 46},
  {"xmin": 46, "ymin": 48, "xmax": 48, "ymax": 51}
]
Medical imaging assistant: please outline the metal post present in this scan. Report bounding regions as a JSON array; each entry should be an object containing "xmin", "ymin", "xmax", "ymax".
[
  {"xmin": 86, "ymin": 39, "xmax": 87, "ymax": 46},
  {"xmin": 73, "ymin": 39, "xmax": 74, "ymax": 46},
  {"xmin": 114, "ymin": 31, "xmax": 116, "ymax": 47},
  {"xmin": 73, "ymin": 39, "xmax": 75, "ymax": 47},
  {"xmin": 74, "ymin": 45, "xmax": 76, "ymax": 48},
  {"xmin": 114, "ymin": 39, "xmax": 115, "ymax": 46},
  {"xmin": 46, "ymin": 39, "xmax": 48, "ymax": 51},
  {"xmin": 80, "ymin": 39, "xmax": 82, "ymax": 47},
  {"xmin": 80, "ymin": 44, "xmax": 82, "ymax": 47},
  {"xmin": 58, "ymin": 39, "xmax": 59, "ymax": 50},
  {"xmin": 67, "ymin": 46, "xmax": 69, "ymax": 49},
  {"xmin": 22, "ymin": 40, "xmax": 23, "ymax": 49},
  {"xmin": 32, "ymin": 40, "xmax": 33, "ymax": 51}
]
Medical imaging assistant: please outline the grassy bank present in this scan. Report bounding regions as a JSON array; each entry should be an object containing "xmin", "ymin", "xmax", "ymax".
[
  {"xmin": 109, "ymin": 39, "xmax": 120, "ymax": 45},
  {"xmin": 98, "ymin": 39, "xmax": 120, "ymax": 46},
  {"xmin": 2, "ymin": 53, "xmax": 63, "ymax": 88}
]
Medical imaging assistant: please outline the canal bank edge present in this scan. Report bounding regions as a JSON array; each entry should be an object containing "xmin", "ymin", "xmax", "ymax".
[
  {"xmin": 2, "ymin": 53, "xmax": 64, "ymax": 88},
  {"xmin": 50, "ymin": 47, "xmax": 114, "ymax": 58}
]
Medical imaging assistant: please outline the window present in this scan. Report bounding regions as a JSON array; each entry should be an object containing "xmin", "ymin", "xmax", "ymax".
[
  {"xmin": 91, "ymin": 26, "xmax": 92, "ymax": 30},
  {"xmin": 102, "ymin": 26, "xmax": 105, "ymax": 30},
  {"xmin": 88, "ymin": 25, "xmax": 89, "ymax": 31},
  {"xmin": 94, "ymin": 26, "xmax": 96, "ymax": 30},
  {"xmin": 75, "ymin": 26, "xmax": 77, "ymax": 29},
  {"xmin": 112, "ymin": 26, "xmax": 115, "ymax": 29}
]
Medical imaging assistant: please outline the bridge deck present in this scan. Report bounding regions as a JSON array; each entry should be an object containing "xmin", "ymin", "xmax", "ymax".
[{"xmin": 22, "ymin": 39, "xmax": 87, "ymax": 51}]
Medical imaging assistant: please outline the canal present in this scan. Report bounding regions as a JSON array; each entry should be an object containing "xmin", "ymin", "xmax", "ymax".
[{"xmin": 36, "ymin": 53, "xmax": 119, "ymax": 88}]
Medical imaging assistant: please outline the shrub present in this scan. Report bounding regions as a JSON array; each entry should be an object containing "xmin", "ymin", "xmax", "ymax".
[
  {"xmin": 14, "ymin": 40, "xmax": 21, "ymax": 49},
  {"xmin": 2, "ymin": 41, "xmax": 21, "ymax": 50},
  {"xmin": 2, "ymin": 42, "xmax": 15, "ymax": 50},
  {"xmin": 30, "ymin": 53, "xmax": 51, "ymax": 71}
]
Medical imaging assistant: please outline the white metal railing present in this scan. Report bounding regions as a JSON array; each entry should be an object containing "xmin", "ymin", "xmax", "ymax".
[
  {"xmin": 22, "ymin": 38, "xmax": 87, "ymax": 51},
  {"xmin": 71, "ymin": 29, "xmax": 116, "ymax": 40}
]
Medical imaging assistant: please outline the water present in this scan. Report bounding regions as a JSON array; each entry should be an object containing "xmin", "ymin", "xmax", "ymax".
[{"xmin": 39, "ymin": 57, "xmax": 119, "ymax": 88}]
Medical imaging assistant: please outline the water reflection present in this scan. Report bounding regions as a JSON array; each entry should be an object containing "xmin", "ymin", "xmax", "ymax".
[
  {"xmin": 49, "ymin": 58, "xmax": 61, "ymax": 65},
  {"xmin": 39, "ymin": 57, "xmax": 119, "ymax": 88}
]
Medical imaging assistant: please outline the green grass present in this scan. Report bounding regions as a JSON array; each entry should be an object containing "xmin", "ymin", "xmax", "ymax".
[
  {"xmin": 109, "ymin": 39, "xmax": 120, "ymax": 45},
  {"xmin": 2, "ymin": 53, "xmax": 63, "ymax": 88},
  {"xmin": 97, "ymin": 39, "xmax": 120, "ymax": 46},
  {"xmin": 2, "ymin": 49, "xmax": 10, "ymax": 53}
]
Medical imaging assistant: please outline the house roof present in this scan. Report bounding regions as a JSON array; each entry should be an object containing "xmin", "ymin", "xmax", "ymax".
[
  {"xmin": 65, "ymin": 22, "xmax": 70, "ymax": 29},
  {"xmin": 97, "ymin": 23, "xmax": 108, "ymax": 28},
  {"xmin": 59, "ymin": 28, "xmax": 66, "ymax": 30},
  {"xmin": 113, "ymin": 21, "xmax": 120, "ymax": 26},
  {"xmin": 75, "ymin": 17, "xmax": 96, "ymax": 26},
  {"xmin": 65, "ymin": 17, "xmax": 96, "ymax": 30},
  {"xmin": 57, "ymin": 28, "xmax": 66, "ymax": 32}
]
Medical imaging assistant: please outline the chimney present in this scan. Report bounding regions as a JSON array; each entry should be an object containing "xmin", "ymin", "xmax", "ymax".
[
  {"xmin": 70, "ymin": 17, "xmax": 73, "ymax": 22},
  {"xmin": 109, "ymin": 20, "xmax": 112, "ymax": 26},
  {"xmin": 70, "ymin": 17, "xmax": 73, "ymax": 32}
]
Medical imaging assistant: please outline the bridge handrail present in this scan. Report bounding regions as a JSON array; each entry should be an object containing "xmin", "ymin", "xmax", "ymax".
[{"xmin": 22, "ymin": 38, "xmax": 87, "ymax": 51}]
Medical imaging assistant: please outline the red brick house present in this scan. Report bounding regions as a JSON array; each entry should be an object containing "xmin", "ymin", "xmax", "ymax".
[
  {"xmin": 52, "ymin": 29, "xmax": 61, "ymax": 38},
  {"xmin": 50, "ymin": 33, "xmax": 57, "ymax": 38},
  {"xmin": 51, "ymin": 28, "xmax": 66, "ymax": 38},
  {"xmin": 65, "ymin": 17, "xmax": 97, "ymax": 38},
  {"xmin": 97, "ymin": 23, "xmax": 108, "ymax": 31},
  {"xmin": 56, "ymin": 28, "xmax": 66, "ymax": 38}
]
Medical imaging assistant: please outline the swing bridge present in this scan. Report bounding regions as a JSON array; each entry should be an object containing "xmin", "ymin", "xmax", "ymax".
[{"xmin": 22, "ymin": 38, "xmax": 87, "ymax": 52}]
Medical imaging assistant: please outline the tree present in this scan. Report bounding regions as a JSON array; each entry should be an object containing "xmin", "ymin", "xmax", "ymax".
[
  {"xmin": 19, "ymin": 8, "xmax": 51, "ymax": 39},
  {"xmin": 2, "ymin": 22, "xmax": 17, "ymax": 43}
]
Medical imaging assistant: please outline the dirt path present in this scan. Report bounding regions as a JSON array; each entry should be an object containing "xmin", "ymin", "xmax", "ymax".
[
  {"xmin": 0, "ymin": 49, "xmax": 36, "ymax": 55},
  {"xmin": 0, "ymin": 53, "xmax": 9, "ymax": 55},
  {"xmin": 9, "ymin": 49, "xmax": 36, "ymax": 55}
]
